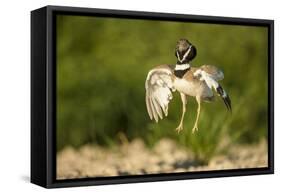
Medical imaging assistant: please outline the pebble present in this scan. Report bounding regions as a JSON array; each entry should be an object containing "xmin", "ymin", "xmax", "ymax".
[{"xmin": 57, "ymin": 139, "xmax": 268, "ymax": 179}]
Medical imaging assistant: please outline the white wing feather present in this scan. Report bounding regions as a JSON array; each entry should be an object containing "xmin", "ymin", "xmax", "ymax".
[
  {"xmin": 145, "ymin": 66, "xmax": 174, "ymax": 122},
  {"xmin": 200, "ymin": 71, "xmax": 219, "ymax": 89},
  {"xmin": 193, "ymin": 68, "xmax": 224, "ymax": 90}
]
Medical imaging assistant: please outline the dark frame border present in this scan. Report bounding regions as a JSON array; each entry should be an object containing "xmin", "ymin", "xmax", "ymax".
[{"xmin": 31, "ymin": 5, "xmax": 274, "ymax": 188}]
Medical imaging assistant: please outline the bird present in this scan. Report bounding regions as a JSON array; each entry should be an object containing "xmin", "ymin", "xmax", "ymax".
[{"xmin": 145, "ymin": 38, "xmax": 231, "ymax": 133}]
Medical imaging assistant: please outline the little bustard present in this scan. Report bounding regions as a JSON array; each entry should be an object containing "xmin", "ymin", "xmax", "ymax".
[{"xmin": 145, "ymin": 39, "xmax": 231, "ymax": 133}]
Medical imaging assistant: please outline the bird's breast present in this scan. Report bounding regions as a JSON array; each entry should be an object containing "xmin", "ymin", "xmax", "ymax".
[
  {"xmin": 174, "ymin": 78, "xmax": 199, "ymax": 97},
  {"xmin": 173, "ymin": 77, "xmax": 212, "ymax": 98}
]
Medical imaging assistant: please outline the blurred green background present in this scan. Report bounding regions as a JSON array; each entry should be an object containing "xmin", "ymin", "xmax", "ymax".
[{"xmin": 57, "ymin": 15, "xmax": 268, "ymax": 162}]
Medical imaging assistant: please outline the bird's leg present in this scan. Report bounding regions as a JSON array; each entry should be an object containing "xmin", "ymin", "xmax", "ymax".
[
  {"xmin": 175, "ymin": 93, "xmax": 187, "ymax": 133},
  {"xmin": 192, "ymin": 97, "xmax": 201, "ymax": 133}
]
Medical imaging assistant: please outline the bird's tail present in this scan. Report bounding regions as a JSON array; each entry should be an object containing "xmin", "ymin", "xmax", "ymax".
[{"xmin": 215, "ymin": 84, "xmax": 232, "ymax": 112}]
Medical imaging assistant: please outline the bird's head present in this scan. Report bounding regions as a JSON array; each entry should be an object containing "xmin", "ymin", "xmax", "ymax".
[{"xmin": 175, "ymin": 39, "xmax": 197, "ymax": 64}]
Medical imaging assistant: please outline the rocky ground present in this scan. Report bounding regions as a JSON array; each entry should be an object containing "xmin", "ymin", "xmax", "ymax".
[{"xmin": 57, "ymin": 138, "xmax": 268, "ymax": 179}]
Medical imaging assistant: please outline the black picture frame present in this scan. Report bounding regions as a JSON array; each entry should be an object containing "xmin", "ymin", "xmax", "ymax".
[{"xmin": 31, "ymin": 5, "xmax": 274, "ymax": 188}]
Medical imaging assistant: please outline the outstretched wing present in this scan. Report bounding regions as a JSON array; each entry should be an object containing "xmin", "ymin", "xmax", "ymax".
[
  {"xmin": 200, "ymin": 65, "xmax": 224, "ymax": 81},
  {"xmin": 145, "ymin": 65, "xmax": 175, "ymax": 122},
  {"xmin": 194, "ymin": 65, "xmax": 232, "ymax": 112}
]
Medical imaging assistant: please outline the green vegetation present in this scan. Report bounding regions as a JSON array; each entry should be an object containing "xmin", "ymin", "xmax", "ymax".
[{"xmin": 57, "ymin": 15, "xmax": 268, "ymax": 162}]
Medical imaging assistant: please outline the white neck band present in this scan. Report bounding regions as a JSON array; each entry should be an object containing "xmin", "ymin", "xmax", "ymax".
[{"xmin": 175, "ymin": 63, "xmax": 190, "ymax": 71}]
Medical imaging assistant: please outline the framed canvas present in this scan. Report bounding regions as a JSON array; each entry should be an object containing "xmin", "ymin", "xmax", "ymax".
[{"xmin": 31, "ymin": 5, "xmax": 274, "ymax": 188}]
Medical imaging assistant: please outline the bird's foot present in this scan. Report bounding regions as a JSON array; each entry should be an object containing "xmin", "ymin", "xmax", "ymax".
[
  {"xmin": 175, "ymin": 124, "xmax": 183, "ymax": 134},
  {"xmin": 192, "ymin": 125, "xmax": 199, "ymax": 134}
]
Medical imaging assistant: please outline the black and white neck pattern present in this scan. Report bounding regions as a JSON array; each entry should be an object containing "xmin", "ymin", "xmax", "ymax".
[{"xmin": 174, "ymin": 63, "xmax": 190, "ymax": 78}]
